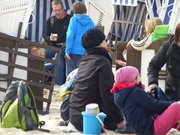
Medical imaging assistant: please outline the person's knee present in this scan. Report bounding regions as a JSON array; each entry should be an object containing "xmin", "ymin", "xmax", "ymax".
[
  {"xmin": 169, "ymin": 102, "xmax": 180, "ymax": 112},
  {"xmin": 45, "ymin": 49, "xmax": 55, "ymax": 58}
]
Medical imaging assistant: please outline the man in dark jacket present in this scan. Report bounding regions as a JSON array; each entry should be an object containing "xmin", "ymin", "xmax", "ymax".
[
  {"xmin": 69, "ymin": 29, "xmax": 125, "ymax": 131},
  {"xmin": 148, "ymin": 23, "xmax": 180, "ymax": 101},
  {"xmin": 43, "ymin": 0, "xmax": 71, "ymax": 85}
]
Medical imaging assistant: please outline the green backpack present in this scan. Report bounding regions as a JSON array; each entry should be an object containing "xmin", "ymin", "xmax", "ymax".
[{"xmin": 0, "ymin": 81, "xmax": 40, "ymax": 130}]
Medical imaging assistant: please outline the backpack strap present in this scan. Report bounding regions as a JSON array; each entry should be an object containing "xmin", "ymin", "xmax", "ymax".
[
  {"xmin": 0, "ymin": 81, "xmax": 19, "ymax": 121},
  {"xmin": 37, "ymin": 121, "xmax": 50, "ymax": 132},
  {"xmin": 17, "ymin": 81, "xmax": 39, "ymax": 130},
  {"xmin": 50, "ymin": 16, "xmax": 55, "ymax": 28}
]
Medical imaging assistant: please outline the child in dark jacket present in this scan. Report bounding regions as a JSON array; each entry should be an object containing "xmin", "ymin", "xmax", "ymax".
[{"xmin": 111, "ymin": 66, "xmax": 180, "ymax": 135}]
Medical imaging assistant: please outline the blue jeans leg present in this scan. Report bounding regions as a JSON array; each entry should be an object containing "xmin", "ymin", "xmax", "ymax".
[
  {"xmin": 65, "ymin": 54, "xmax": 83, "ymax": 77},
  {"xmin": 55, "ymin": 48, "xmax": 66, "ymax": 85},
  {"xmin": 45, "ymin": 49, "xmax": 56, "ymax": 59}
]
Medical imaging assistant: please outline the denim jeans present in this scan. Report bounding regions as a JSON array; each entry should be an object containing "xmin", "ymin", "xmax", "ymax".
[
  {"xmin": 45, "ymin": 48, "xmax": 66, "ymax": 85},
  {"xmin": 65, "ymin": 54, "xmax": 83, "ymax": 77}
]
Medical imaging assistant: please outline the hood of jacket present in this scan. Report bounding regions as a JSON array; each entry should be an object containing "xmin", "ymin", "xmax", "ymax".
[
  {"xmin": 167, "ymin": 35, "xmax": 176, "ymax": 45},
  {"xmin": 113, "ymin": 82, "xmax": 145, "ymax": 108},
  {"xmin": 73, "ymin": 14, "xmax": 93, "ymax": 26}
]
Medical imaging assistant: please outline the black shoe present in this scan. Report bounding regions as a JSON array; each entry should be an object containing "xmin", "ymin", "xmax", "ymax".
[{"xmin": 59, "ymin": 120, "xmax": 69, "ymax": 126}]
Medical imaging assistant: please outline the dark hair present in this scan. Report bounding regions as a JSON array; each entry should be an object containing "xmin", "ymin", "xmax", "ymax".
[
  {"xmin": 72, "ymin": 2, "xmax": 87, "ymax": 14},
  {"xmin": 52, "ymin": 0, "xmax": 64, "ymax": 9},
  {"xmin": 175, "ymin": 23, "xmax": 180, "ymax": 43}
]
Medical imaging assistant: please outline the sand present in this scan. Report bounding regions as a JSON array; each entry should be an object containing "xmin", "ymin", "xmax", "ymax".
[
  {"xmin": 0, "ymin": 85, "xmax": 117, "ymax": 135},
  {"xmin": 0, "ymin": 85, "xmax": 179, "ymax": 135}
]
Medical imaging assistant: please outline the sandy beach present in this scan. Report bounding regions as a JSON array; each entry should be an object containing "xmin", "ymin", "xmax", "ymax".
[
  {"xmin": 0, "ymin": 85, "xmax": 179, "ymax": 135},
  {"xmin": 0, "ymin": 85, "xmax": 121, "ymax": 135}
]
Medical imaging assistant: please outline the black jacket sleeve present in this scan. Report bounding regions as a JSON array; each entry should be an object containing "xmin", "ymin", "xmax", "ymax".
[
  {"xmin": 134, "ymin": 89, "xmax": 172, "ymax": 114},
  {"xmin": 98, "ymin": 63, "xmax": 124, "ymax": 123},
  {"xmin": 43, "ymin": 18, "xmax": 51, "ymax": 45},
  {"xmin": 147, "ymin": 41, "xmax": 170, "ymax": 85}
]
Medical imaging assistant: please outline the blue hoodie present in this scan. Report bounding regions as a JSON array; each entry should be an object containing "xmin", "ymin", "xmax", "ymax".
[{"xmin": 66, "ymin": 14, "xmax": 94, "ymax": 55}]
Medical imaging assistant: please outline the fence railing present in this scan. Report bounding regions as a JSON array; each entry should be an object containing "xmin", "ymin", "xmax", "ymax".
[{"xmin": 0, "ymin": 32, "xmax": 59, "ymax": 114}]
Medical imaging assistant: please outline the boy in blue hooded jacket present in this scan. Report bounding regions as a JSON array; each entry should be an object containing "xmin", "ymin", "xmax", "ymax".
[
  {"xmin": 111, "ymin": 66, "xmax": 180, "ymax": 135},
  {"xmin": 65, "ymin": 1, "xmax": 94, "ymax": 76}
]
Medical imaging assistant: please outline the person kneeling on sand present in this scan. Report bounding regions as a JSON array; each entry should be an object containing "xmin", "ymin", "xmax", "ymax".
[{"xmin": 111, "ymin": 66, "xmax": 180, "ymax": 135}]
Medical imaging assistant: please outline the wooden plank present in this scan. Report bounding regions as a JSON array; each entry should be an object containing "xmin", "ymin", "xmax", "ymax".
[
  {"xmin": 132, "ymin": 6, "xmax": 140, "ymax": 39},
  {"xmin": 0, "ymin": 87, "xmax": 7, "ymax": 93},
  {"xmin": 8, "ymin": 42, "xmax": 19, "ymax": 86},
  {"xmin": 136, "ymin": 4, "xmax": 147, "ymax": 39},
  {"xmin": 0, "ymin": 74, "xmax": 52, "ymax": 89},
  {"xmin": 0, "ymin": 60, "xmax": 55, "ymax": 77},
  {"xmin": 0, "ymin": 33, "xmax": 60, "ymax": 52},
  {"xmin": 125, "ymin": 7, "xmax": 134, "ymax": 41},
  {"xmin": 0, "ymin": 47, "xmax": 57, "ymax": 64},
  {"xmin": 115, "ymin": 42, "xmax": 127, "ymax": 70},
  {"xmin": 28, "ymin": 58, "xmax": 44, "ymax": 110}
]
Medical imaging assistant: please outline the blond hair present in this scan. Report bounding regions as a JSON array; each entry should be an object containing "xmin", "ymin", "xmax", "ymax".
[
  {"xmin": 73, "ymin": 1, "xmax": 87, "ymax": 14},
  {"xmin": 144, "ymin": 17, "xmax": 163, "ymax": 35}
]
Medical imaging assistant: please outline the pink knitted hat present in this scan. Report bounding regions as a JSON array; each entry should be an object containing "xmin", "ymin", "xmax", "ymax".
[{"xmin": 115, "ymin": 66, "xmax": 139, "ymax": 83}]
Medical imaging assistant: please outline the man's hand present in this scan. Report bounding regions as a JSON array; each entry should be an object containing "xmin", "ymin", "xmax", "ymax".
[
  {"xmin": 50, "ymin": 34, "xmax": 53, "ymax": 41},
  {"xmin": 62, "ymin": 43, "xmax": 66, "ymax": 48},
  {"xmin": 50, "ymin": 33, "xmax": 58, "ymax": 41},
  {"xmin": 148, "ymin": 83, "xmax": 157, "ymax": 97},
  {"xmin": 66, "ymin": 54, "xmax": 71, "ymax": 60}
]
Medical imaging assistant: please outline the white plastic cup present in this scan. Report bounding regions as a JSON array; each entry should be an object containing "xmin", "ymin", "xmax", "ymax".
[
  {"xmin": 52, "ymin": 33, "xmax": 58, "ymax": 41},
  {"xmin": 85, "ymin": 103, "xmax": 100, "ymax": 114}
]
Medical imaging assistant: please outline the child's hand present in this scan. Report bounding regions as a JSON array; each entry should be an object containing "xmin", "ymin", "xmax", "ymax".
[
  {"xmin": 65, "ymin": 54, "xmax": 71, "ymax": 60},
  {"xmin": 117, "ymin": 120, "xmax": 126, "ymax": 129},
  {"xmin": 115, "ymin": 60, "xmax": 126, "ymax": 67}
]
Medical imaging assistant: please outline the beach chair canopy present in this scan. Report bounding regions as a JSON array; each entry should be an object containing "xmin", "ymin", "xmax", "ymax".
[
  {"xmin": 85, "ymin": 0, "xmax": 114, "ymax": 37},
  {"xmin": 168, "ymin": 0, "xmax": 180, "ymax": 34},
  {"xmin": 0, "ymin": 0, "xmax": 36, "ymax": 38}
]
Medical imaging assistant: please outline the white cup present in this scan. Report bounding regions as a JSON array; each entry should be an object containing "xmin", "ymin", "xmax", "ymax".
[{"xmin": 52, "ymin": 33, "xmax": 58, "ymax": 41}]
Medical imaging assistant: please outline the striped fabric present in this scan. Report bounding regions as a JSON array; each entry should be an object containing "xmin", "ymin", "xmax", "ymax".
[
  {"xmin": 168, "ymin": 0, "xmax": 180, "ymax": 34},
  {"xmin": 109, "ymin": 1, "xmax": 147, "ymax": 42},
  {"xmin": 110, "ymin": 0, "xmax": 176, "ymax": 43},
  {"xmin": 113, "ymin": 0, "xmax": 138, "ymax": 7},
  {"xmin": 159, "ymin": 0, "xmax": 174, "ymax": 24},
  {"xmin": 145, "ymin": 0, "xmax": 162, "ymax": 18},
  {"xmin": 86, "ymin": 0, "xmax": 114, "ymax": 37},
  {"xmin": 26, "ymin": 0, "xmax": 175, "ymax": 42},
  {"xmin": 0, "ymin": 0, "xmax": 35, "ymax": 38},
  {"xmin": 145, "ymin": 0, "xmax": 174, "ymax": 24},
  {"xmin": 26, "ymin": 0, "xmax": 83, "ymax": 42}
]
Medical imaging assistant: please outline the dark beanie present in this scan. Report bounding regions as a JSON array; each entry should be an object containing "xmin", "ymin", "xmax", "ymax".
[{"xmin": 82, "ymin": 28, "xmax": 105, "ymax": 50}]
